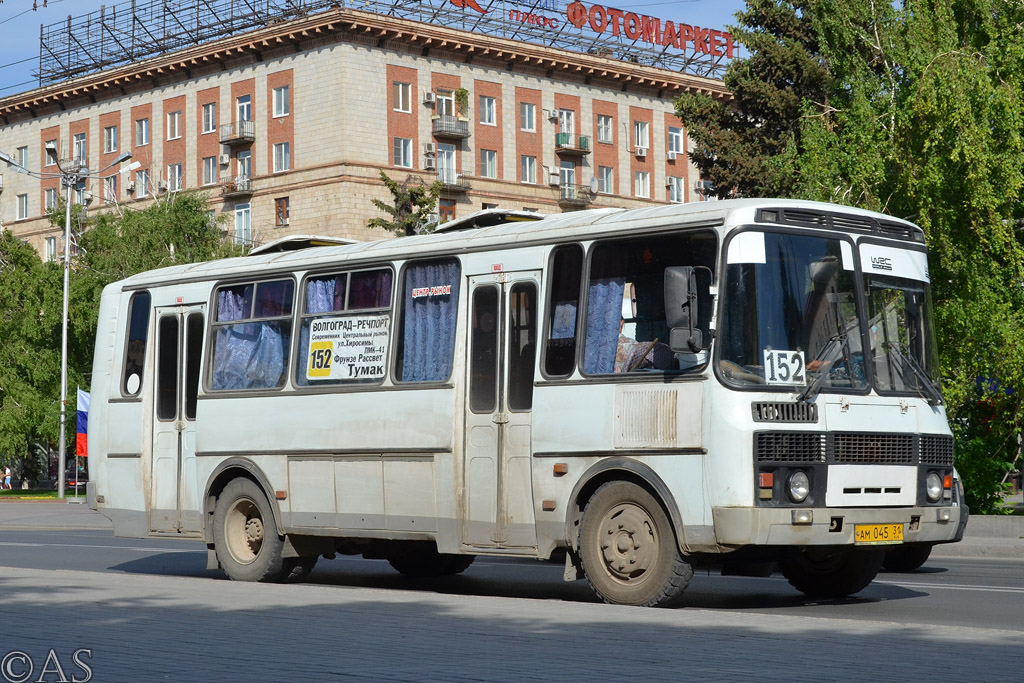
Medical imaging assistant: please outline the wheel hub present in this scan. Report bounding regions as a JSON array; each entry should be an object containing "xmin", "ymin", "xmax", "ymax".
[{"xmin": 599, "ymin": 504, "xmax": 657, "ymax": 582}]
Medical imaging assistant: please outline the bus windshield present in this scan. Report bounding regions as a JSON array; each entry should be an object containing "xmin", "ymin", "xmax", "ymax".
[{"xmin": 718, "ymin": 231, "xmax": 867, "ymax": 392}]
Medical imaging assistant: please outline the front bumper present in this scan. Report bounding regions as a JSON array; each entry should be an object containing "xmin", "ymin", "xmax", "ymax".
[{"xmin": 713, "ymin": 505, "xmax": 964, "ymax": 548}]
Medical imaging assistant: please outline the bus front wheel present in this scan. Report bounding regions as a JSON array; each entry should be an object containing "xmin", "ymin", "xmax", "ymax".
[
  {"xmin": 578, "ymin": 481, "xmax": 693, "ymax": 607},
  {"xmin": 213, "ymin": 478, "xmax": 292, "ymax": 582},
  {"xmin": 779, "ymin": 547, "xmax": 884, "ymax": 597}
]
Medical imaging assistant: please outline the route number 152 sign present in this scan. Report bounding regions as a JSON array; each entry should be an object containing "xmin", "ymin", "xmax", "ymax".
[{"xmin": 763, "ymin": 349, "xmax": 806, "ymax": 385}]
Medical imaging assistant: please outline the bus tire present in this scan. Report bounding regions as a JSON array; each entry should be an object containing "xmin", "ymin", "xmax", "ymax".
[
  {"xmin": 779, "ymin": 548, "xmax": 884, "ymax": 597},
  {"xmin": 882, "ymin": 544, "xmax": 932, "ymax": 572},
  {"xmin": 578, "ymin": 481, "xmax": 692, "ymax": 607},
  {"xmin": 386, "ymin": 542, "xmax": 474, "ymax": 577},
  {"xmin": 213, "ymin": 478, "xmax": 289, "ymax": 582}
]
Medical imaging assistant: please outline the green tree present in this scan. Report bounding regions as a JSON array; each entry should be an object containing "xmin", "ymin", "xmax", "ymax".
[
  {"xmin": 368, "ymin": 170, "xmax": 443, "ymax": 236},
  {"xmin": 676, "ymin": 0, "xmax": 1024, "ymax": 512}
]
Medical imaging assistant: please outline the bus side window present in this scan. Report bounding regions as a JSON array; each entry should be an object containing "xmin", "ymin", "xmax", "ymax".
[
  {"xmin": 508, "ymin": 282, "xmax": 537, "ymax": 411},
  {"xmin": 395, "ymin": 259, "xmax": 461, "ymax": 382},
  {"xmin": 543, "ymin": 244, "xmax": 583, "ymax": 377},
  {"xmin": 209, "ymin": 279, "xmax": 293, "ymax": 391},
  {"xmin": 122, "ymin": 291, "xmax": 151, "ymax": 396}
]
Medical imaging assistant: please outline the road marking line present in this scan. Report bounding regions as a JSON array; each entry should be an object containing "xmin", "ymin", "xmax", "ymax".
[
  {"xmin": 873, "ymin": 579, "xmax": 1024, "ymax": 594},
  {"xmin": 0, "ymin": 541, "xmax": 204, "ymax": 553}
]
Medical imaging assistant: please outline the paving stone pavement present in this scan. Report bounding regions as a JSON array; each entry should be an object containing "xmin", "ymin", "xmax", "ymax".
[{"xmin": 0, "ymin": 565, "xmax": 1022, "ymax": 682}]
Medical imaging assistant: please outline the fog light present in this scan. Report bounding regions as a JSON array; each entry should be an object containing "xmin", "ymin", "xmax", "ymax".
[
  {"xmin": 925, "ymin": 472, "xmax": 942, "ymax": 502},
  {"xmin": 792, "ymin": 509, "xmax": 813, "ymax": 525},
  {"xmin": 787, "ymin": 470, "xmax": 810, "ymax": 503}
]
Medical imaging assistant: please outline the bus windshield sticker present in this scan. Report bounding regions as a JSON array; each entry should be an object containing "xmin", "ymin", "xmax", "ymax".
[
  {"xmin": 307, "ymin": 314, "xmax": 390, "ymax": 381},
  {"xmin": 763, "ymin": 349, "xmax": 806, "ymax": 385},
  {"xmin": 726, "ymin": 231, "xmax": 766, "ymax": 264}
]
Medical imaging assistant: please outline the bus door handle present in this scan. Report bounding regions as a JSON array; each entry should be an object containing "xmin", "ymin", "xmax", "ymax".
[{"xmin": 492, "ymin": 413, "xmax": 509, "ymax": 425}]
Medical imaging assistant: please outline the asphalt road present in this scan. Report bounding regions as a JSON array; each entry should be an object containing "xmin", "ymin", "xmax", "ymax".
[{"xmin": 1, "ymin": 505, "xmax": 1023, "ymax": 681}]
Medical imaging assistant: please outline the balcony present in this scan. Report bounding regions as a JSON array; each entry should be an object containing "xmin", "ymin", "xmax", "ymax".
[
  {"xmin": 555, "ymin": 133, "xmax": 591, "ymax": 156},
  {"xmin": 432, "ymin": 115, "xmax": 470, "ymax": 139},
  {"xmin": 558, "ymin": 184, "xmax": 593, "ymax": 209},
  {"xmin": 219, "ymin": 120, "xmax": 256, "ymax": 145},
  {"xmin": 438, "ymin": 171, "xmax": 471, "ymax": 192},
  {"xmin": 221, "ymin": 176, "xmax": 253, "ymax": 199}
]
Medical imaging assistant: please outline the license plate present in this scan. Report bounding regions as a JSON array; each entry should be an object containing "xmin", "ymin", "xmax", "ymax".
[{"xmin": 854, "ymin": 523, "xmax": 904, "ymax": 545}]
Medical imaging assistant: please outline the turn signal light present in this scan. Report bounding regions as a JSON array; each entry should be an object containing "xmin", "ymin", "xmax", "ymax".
[
  {"xmin": 759, "ymin": 472, "xmax": 774, "ymax": 488},
  {"xmin": 943, "ymin": 474, "xmax": 953, "ymax": 489}
]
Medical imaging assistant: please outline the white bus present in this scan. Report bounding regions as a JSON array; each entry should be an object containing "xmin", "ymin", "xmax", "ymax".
[{"xmin": 87, "ymin": 199, "xmax": 966, "ymax": 607}]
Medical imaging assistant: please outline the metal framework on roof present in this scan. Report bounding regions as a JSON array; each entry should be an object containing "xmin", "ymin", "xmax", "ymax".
[{"xmin": 36, "ymin": 0, "xmax": 731, "ymax": 87}]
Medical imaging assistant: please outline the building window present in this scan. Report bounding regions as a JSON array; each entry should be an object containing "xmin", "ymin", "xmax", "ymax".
[
  {"xmin": 45, "ymin": 237, "xmax": 57, "ymax": 262},
  {"xmin": 668, "ymin": 176, "xmax": 684, "ymax": 203},
  {"xmin": 135, "ymin": 119, "xmax": 149, "ymax": 146},
  {"xmin": 558, "ymin": 109, "xmax": 575, "ymax": 135},
  {"xmin": 44, "ymin": 188, "xmax": 58, "ymax": 211},
  {"xmin": 633, "ymin": 121, "xmax": 649, "ymax": 150},
  {"xmin": 598, "ymin": 165, "xmax": 613, "ymax": 194},
  {"xmin": 167, "ymin": 163, "xmax": 183, "ymax": 192},
  {"xmin": 520, "ymin": 102, "xmax": 535, "ymax": 132},
  {"xmin": 273, "ymin": 142, "xmax": 290, "ymax": 173},
  {"xmin": 480, "ymin": 149, "xmax": 497, "ymax": 179},
  {"xmin": 559, "ymin": 160, "xmax": 576, "ymax": 187},
  {"xmin": 234, "ymin": 203, "xmax": 251, "ymax": 246},
  {"xmin": 73, "ymin": 133, "xmax": 87, "ymax": 161},
  {"xmin": 480, "ymin": 95, "xmax": 496, "ymax": 125},
  {"xmin": 482, "ymin": 202, "xmax": 498, "ymax": 210},
  {"xmin": 275, "ymin": 197, "xmax": 289, "ymax": 227},
  {"xmin": 103, "ymin": 126, "xmax": 118, "ymax": 154},
  {"xmin": 668, "ymin": 126, "xmax": 683, "ymax": 155},
  {"xmin": 520, "ymin": 155, "xmax": 536, "ymax": 184},
  {"xmin": 436, "ymin": 89, "xmax": 455, "ymax": 117},
  {"xmin": 237, "ymin": 150, "xmax": 251, "ymax": 179},
  {"xmin": 167, "ymin": 111, "xmax": 182, "ymax": 140},
  {"xmin": 203, "ymin": 156, "xmax": 218, "ymax": 185},
  {"xmin": 439, "ymin": 198, "xmax": 456, "ymax": 223},
  {"xmin": 393, "ymin": 137, "xmax": 412, "ymax": 168},
  {"xmin": 16, "ymin": 193, "xmax": 28, "ymax": 219},
  {"xmin": 16, "ymin": 145, "xmax": 28, "ymax": 168},
  {"xmin": 136, "ymin": 169, "xmax": 150, "ymax": 197},
  {"xmin": 392, "ymin": 81, "xmax": 411, "ymax": 113},
  {"xmin": 44, "ymin": 140, "xmax": 57, "ymax": 166},
  {"xmin": 634, "ymin": 170, "xmax": 650, "ymax": 198},
  {"xmin": 203, "ymin": 103, "xmax": 217, "ymax": 134},
  {"xmin": 597, "ymin": 115, "xmax": 613, "ymax": 144},
  {"xmin": 273, "ymin": 86, "xmax": 290, "ymax": 117},
  {"xmin": 74, "ymin": 184, "xmax": 85, "ymax": 205},
  {"xmin": 236, "ymin": 95, "xmax": 251, "ymax": 122},
  {"xmin": 104, "ymin": 175, "xmax": 118, "ymax": 203}
]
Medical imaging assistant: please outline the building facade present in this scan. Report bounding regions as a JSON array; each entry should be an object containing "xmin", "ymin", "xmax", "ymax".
[{"xmin": 0, "ymin": 5, "xmax": 731, "ymax": 256}]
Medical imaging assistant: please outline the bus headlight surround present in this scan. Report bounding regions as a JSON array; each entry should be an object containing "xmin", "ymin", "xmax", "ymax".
[
  {"xmin": 787, "ymin": 470, "xmax": 810, "ymax": 503},
  {"xmin": 925, "ymin": 472, "xmax": 943, "ymax": 503}
]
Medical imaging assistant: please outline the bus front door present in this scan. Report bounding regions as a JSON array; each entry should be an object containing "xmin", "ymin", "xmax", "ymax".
[
  {"xmin": 150, "ymin": 304, "xmax": 205, "ymax": 534},
  {"xmin": 463, "ymin": 273, "xmax": 539, "ymax": 549}
]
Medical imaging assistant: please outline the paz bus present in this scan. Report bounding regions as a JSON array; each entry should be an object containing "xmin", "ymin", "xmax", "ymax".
[{"xmin": 86, "ymin": 199, "xmax": 966, "ymax": 607}]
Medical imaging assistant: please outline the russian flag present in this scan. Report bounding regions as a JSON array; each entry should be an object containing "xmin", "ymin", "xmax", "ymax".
[{"xmin": 76, "ymin": 388, "xmax": 90, "ymax": 458}]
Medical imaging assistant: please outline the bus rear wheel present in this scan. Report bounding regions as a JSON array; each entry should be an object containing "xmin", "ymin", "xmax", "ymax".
[
  {"xmin": 578, "ymin": 481, "xmax": 692, "ymax": 607},
  {"xmin": 779, "ymin": 547, "xmax": 884, "ymax": 597},
  {"xmin": 213, "ymin": 478, "xmax": 290, "ymax": 582}
]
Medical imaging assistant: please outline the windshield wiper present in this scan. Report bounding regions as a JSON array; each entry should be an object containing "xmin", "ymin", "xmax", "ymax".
[
  {"xmin": 795, "ymin": 332, "xmax": 846, "ymax": 403},
  {"xmin": 886, "ymin": 344, "xmax": 943, "ymax": 406}
]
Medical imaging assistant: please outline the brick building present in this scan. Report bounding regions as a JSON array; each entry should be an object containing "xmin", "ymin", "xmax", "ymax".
[{"xmin": 0, "ymin": 1, "xmax": 731, "ymax": 257}]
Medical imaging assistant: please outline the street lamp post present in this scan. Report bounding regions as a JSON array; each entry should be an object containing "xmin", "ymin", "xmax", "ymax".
[{"xmin": 4, "ymin": 144, "xmax": 131, "ymax": 499}]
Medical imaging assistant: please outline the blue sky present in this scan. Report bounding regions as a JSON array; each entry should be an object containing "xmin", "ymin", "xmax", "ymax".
[{"xmin": 0, "ymin": 0, "xmax": 747, "ymax": 96}]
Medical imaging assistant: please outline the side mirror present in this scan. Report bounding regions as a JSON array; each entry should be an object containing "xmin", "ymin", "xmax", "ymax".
[{"xmin": 664, "ymin": 266, "xmax": 707, "ymax": 353}]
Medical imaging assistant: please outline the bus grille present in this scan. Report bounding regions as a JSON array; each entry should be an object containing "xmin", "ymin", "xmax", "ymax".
[
  {"xmin": 755, "ymin": 432, "xmax": 953, "ymax": 465},
  {"xmin": 920, "ymin": 434, "xmax": 955, "ymax": 466},
  {"xmin": 832, "ymin": 433, "xmax": 915, "ymax": 464},
  {"xmin": 752, "ymin": 402, "xmax": 818, "ymax": 423},
  {"xmin": 755, "ymin": 432, "xmax": 826, "ymax": 462}
]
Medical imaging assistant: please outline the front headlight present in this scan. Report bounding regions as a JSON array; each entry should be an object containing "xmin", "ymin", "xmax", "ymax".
[
  {"xmin": 787, "ymin": 470, "xmax": 810, "ymax": 503},
  {"xmin": 925, "ymin": 472, "xmax": 943, "ymax": 502}
]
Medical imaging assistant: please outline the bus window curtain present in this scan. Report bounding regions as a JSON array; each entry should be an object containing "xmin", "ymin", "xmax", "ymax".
[
  {"xmin": 401, "ymin": 261, "xmax": 461, "ymax": 382},
  {"xmin": 295, "ymin": 278, "xmax": 338, "ymax": 386},
  {"xmin": 212, "ymin": 288, "xmax": 288, "ymax": 390},
  {"xmin": 583, "ymin": 277, "xmax": 625, "ymax": 374}
]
